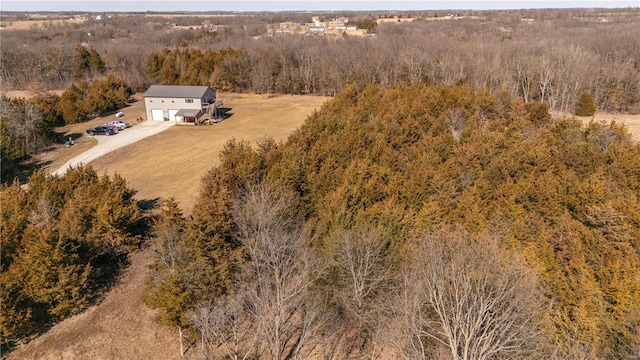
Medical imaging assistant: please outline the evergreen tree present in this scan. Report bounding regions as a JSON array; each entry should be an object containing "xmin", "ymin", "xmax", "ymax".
[
  {"xmin": 146, "ymin": 84, "xmax": 640, "ymax": 358},
  {"xmin": 1, "ymin": 166, "xmax": 143, "ymax": 344},
  {"xmin": 88, "ymin": 47, "xmax": 106, "ymax": 77},
  {"xmin": 56, "ymin": 82, "xmax": 88, "ymax": 124},
  {"xmin": 144, "ymin": 199, "xmax": 194, "ymax": 356},
  {"xmin": 83, "ymin": 76, "xmax": 132, "ymax": 117},
  {"xmin": 72, "ymin": 45, "xmax": 91, "ymax": 80},
  {"xmin": 575, "ymin": 91, "xmax": 597, "ymax": 116},
  {"xmin": 73, "ymin": 45, "xmax": 105, "ymax": 80}
]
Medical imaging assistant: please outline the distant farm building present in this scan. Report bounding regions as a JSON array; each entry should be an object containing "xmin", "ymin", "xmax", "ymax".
[
  {"xmin": 267, "ymin": 16, "xmax": 365, "ymax": 38},
  {"xmin": 143, "ymin": 85, "xmax": 222, "ymax": 124}
]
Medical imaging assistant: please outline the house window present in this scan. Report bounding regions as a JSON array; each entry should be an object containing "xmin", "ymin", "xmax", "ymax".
[{"xmin": 185, "ymin": 98, "xmax": 194, "ymax": 104}]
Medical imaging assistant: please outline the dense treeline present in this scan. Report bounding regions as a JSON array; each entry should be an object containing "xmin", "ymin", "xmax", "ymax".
[
  {"xmin": 2, "ymin": 10, "xmax": 639, "ymax": 113},
  {"xmin": 1, "ymin": 9, "xmax": 637, "ymax": 182},
  {"xmin": 147, "ymin": 15, "xmax": 640, "ymax": 113},
  {"xmin": 55, "ymin": 75, "xmax": 132, "ymax": 124},
  {"xmin": 0, "ymin": 75, "xmax": 131, "ymax": 182},
  {"xmin": 145, "ymin": 84, "xmax": 640, "ymax": 358},
  {"xmin": 146, "ymin": 48, "xmax": 250, "ymax": 92},
  {"xmin": 0, "ymin": 95, "xmax": 63, "ymax": 182},
  {"xmin": 0, "ymin": 166, "xmax": 144, "ymax": 345},
  {"xmin": 0, "ymin": 42, "xmax": 132, "ymax": 181}
]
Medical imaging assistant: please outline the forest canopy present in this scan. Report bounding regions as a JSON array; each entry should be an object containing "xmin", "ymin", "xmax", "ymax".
[
  {"xmin": 1, "ymin": 9, "xmax": 638, "ymax": 113},
  {"xmin": 1, "ymin": 9, "xmax": 639, "ymax": 358},
  {"xmin": 145, "ymin": 83, "xmax": 640, "ymax": 359},
  {"xmin": 0, "ymin": 167, "xmax": 145, "ymax": 344},
  {"xmin": 2, "ymin": 9, "xmax": 638, "ymax": 183}
]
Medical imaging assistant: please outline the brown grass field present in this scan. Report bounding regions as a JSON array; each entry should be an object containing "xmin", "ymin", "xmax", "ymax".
[
  {"xmin": 576, "ymin": 113, "xmax": 640, "ymax": 142},
  {"xmin": 35, "ymin": 92, "xmax": 329, "ymax": 214},
  {"xmin": 0, "ymin": 19, "xmax": 86, "ymax": 31},
  {"xmin": 6, "ymin": 248, "xmax": 183, "ymax": 360},
  {"xmin": 97, "ymin": 93, "xmax": 326, "ymax": 213}
]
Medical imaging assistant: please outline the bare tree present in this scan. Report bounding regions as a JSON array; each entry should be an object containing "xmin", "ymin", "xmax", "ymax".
[
  {"xmin": 251, "ymin": 49, "xmax": 277, "ymax": 95},
  {"xmin": 233, "ymin": 182, "xmax": 323, "ymax": 360},
  {"xmin": 28, "ymin": 196, "xmax": 58, "ymax": 230},
  {"xmin": 329, "ymin": 225, "xmax": 396, "ymax": 359},
  {"xmin": 390, "ymin": 227, "xmax": 547, "ymax": 360},
  {"xmin": 447, "ymin": 108, "xmax": 466, "ymax": 142},
  {"xmin": 536, "ymin": 54, "xmax": 555, "ymax": 105},
  {"xmin": 190, "ymin": 292, "xmax": 260, "ymax": 360},
  {"xmin": 513, "ymin": 56, "xmax": 536, "ymax": 104},
  {"xmin": 0, "ymin": 97, "xmax": 47, "ymax": 158}
]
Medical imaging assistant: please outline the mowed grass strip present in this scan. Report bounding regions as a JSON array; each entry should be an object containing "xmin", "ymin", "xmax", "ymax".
[{"xmin": 88, "ymin": 93, "xmax": 330, "ymax": 214}]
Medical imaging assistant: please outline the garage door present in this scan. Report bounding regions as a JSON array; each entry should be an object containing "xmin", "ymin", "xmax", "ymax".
[
  {"xmin": 151, "ymin": 109, "xmax": 164, "ymax": 121},
  {"xmin": 168, "ymin": 109, "xmax": 179, "ymax": 121}
]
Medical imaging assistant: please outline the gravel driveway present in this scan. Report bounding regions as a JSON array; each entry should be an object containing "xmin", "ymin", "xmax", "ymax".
[{"xmin": 52, "ymin": 121, "xmax": 176, "ymax": 176}]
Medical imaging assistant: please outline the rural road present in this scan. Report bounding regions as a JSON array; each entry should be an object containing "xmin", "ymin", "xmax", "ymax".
[{"xmin": 52, "ymin": 121, "xmax": 176, "ymax": 176}]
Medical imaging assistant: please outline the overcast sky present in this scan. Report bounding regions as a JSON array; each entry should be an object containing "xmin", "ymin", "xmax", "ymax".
[{"xmin": 2, "ymin": 0, "xmax": 639, "ymax": 12}]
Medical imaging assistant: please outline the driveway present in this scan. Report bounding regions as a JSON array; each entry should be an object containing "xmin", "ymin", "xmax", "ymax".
[{"xmin": 52, "ymin": 121, "xmax": 176, "ymax": 176}]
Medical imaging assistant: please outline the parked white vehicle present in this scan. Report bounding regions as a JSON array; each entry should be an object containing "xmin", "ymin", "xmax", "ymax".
[
  {"xmin": 105, "ymin": 120, "xmax": 130, "ymax": 130},
  {"xmin": 115, "ymin": 111, "xmax": 124, "ymax": 118}
]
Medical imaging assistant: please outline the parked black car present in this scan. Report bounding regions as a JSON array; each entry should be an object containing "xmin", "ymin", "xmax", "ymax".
[{"xmin": 86, "ymin": 125, "xmax": 116, "ymax": 136}]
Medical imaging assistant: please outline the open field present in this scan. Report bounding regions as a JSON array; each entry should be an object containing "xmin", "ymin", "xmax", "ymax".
[
  {"xmin": 579, "ymin": 113, "xmax": 640, "ymax": 142},
  {"xmin": 552, "ymin": 110, "xmax": 640, "ymax": 142},
  {"xmin": 3, "ymin": 90, "xmax": 65, "ymax": 98},
  {"xmin": 86, "ymin": 93, "xmax": 329, "ymax": 214},
  {"xmin": 376, "ymin": 17, "xmax": 419, "ymax": 23},
  {"xmin": 37, "ymin": 92, "xmax": 329, "ymax": 215},
  {"xmin": 0, "ymin": 19, "xmax": 85, "ymax": 30}
]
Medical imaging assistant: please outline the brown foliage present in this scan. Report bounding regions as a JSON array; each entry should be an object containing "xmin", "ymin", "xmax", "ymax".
[
  {"xmin": 1, "ymin": 166, "xmax": 143, "ymax": 344},
  {"xmin": 142, "ymin": 58, "xmax": 640, "ymax": 360}
]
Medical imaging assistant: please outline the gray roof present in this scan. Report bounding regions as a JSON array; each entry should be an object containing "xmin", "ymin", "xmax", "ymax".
[
  {"xmin": 144, "ymin": 85, "xmax": 210, "ymax": 99},
  {"xmin": 175, "ymin": 109, "xmax": 202, "ymax": 117}
]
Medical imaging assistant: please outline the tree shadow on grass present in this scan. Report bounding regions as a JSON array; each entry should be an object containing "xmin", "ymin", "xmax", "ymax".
[
  {"xmin": 88, "ymin": 251, "xmax": 131, "ymax": 302},
  {"xmin": 137, "ymin": 197, "xmax": 162, "ymax": 211},
  {"xmin": 1, "ymin": 130, "xmax": 87, "ymax": 184},
  {"xmin": 76, "ymin": 198, "xmax": 161, "ymax": 317},
  {"xmin": 0, "ymin": 249, "xmax": 131, "ymax": 357},
  {"xmin": 2, "ymin": 157, "xmax": 53, "ymax": 184},
  {"xmin": 1, "ymin": 341, "xmax": 16, "ymax": 357},
  {"xmin": 215, "ymin": 107, "xmax": 233, "ymax": 121},
  {"xmin": 0, "ymin": 189, "xmax": 162, "ymax": 357},
  {"xmin": 135, "ymin": 197, "xmax": 162, "ymax": 249},
  {"xmin": 60, "ymin": 132, "xmax": 84, "ymax": 143}
]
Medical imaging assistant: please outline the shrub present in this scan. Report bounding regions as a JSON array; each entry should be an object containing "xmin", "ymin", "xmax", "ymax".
[{"xmin": 575, "ymin": 92, "xmax": 597, "ymax": 116}]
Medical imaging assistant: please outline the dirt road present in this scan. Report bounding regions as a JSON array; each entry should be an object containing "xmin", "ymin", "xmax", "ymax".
[{"xmin": 52, "ymin": 121, "xmax": 176, "ymax": 176}]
